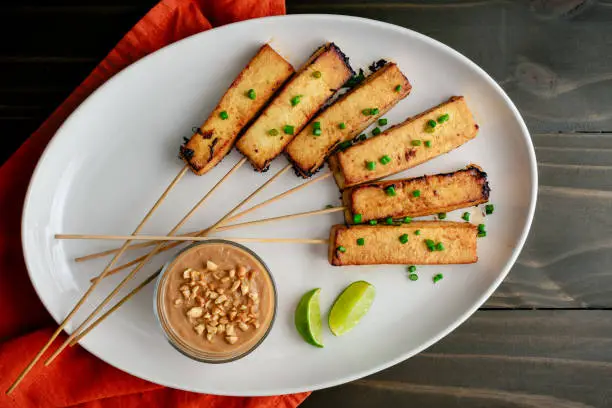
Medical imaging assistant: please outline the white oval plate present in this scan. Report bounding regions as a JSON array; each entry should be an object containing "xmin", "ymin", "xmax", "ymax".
[{"xmin": 22, "ymin": 15, "xmax": 536, "ymax": 395}]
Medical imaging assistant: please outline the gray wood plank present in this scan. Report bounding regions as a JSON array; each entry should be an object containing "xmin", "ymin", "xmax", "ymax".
[
  {"xmin": 302, "ymin": 310, "xmax": 612, "ymax": 408},
  {"xmin": 287, "ymin": 0, "xmax": 612, "ymax": 133}
]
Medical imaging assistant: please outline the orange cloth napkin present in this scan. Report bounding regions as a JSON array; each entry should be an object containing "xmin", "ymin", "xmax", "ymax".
[{"xmin": 0, "ymin": 1, "xmax": 310, "ymax": 406}]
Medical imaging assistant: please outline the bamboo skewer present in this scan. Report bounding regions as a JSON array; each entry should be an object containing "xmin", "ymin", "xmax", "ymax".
[
  {"xmin": 56, "ymin": 234, "xmax": 329, "ymax": 244},
  {"xmin": 74, "ymin": 172, "xmax": 332, "ymax": 263},
  {"xmin": 55, "ymin": 163, "xmax": 291, "ymax": 356},
  {"xmin": 43, "ymin": 158, "xmax": 248, "ymax": 366},
  {"xmin": 5, "ymin": 165, "xmax": 189, "ymax": 395}
]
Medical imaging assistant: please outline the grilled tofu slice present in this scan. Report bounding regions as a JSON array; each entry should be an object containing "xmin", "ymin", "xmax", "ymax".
[
  {"xmin": 285, "ymin": 63, "xmax": 411, "ymax": 177},
  {"xmin": 329, "ymin": 96, "xmax": 479, "ymax": 188},
  {"xmin": 343, "ymin": 165, "xmax": 490, "ymax": 223},
  {"xmin": 236, "ymin": 43, "xmax": 354, "ymax": 171},
  {"xmin": 328, "ymin": 222, "xmax": 478, "ymax": 266},
  {"xmin": 180, "ymin": 44, "xmax": 294, "ymax": 175}
]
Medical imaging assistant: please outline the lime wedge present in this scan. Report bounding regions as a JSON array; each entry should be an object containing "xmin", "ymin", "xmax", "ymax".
[
  {"xmin": 328, "ymin": 281, "xmax": 376, "ymax": 336},
  {"xmin": 294, "ymin": 288, "xmax": 324, "ymax": 348}
]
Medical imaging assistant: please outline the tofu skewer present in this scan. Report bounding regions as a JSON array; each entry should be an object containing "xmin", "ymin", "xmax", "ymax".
[
  {"xmin": 343, "ymin": 165, "xmax": 489, "ymax": 223},
  {"xmin": 329, "ymin": 96, "xmax": 479, "ymax": 189},
  {"xmin": 237, "ymin": 42, "xmax": 354, "ymax": 171},
  {"xmin": 286, "ymin": 62, "xmax": 412, "ymax": 177},
  {"xmin": 329, "ymin": 222, "xmax": 478, "ymax": 266},
  {"xmin": 181, "ymin": 44, "xmax": 294, "ymax": 175}
]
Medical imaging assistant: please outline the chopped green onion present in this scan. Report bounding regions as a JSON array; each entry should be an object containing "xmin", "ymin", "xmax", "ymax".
[
  {"xmin": 378, "ymin": 118, "xmax": 388, "ymax": 126},
  {"xmin": 337, "ymin": 246, "xmax": 346, "ymax": 253},
  {"xmin": 408, "ymin": 265, "xmax": 417, "ymax": 273},
  {"xmin": 403, "ymin": 217, "xmax": 412, "ymax": 224},
  {"xmin": 219, "ymin": 111, "xmax": 229, "ymax": 120},
  {"xmin": 353, "ymin": 213, "xmax": 363, "ymax": 224},
  {"xmin": 478, "ymin": 231, "xmax": 487, "ymax": 238},
  {"xmin": 425, "ymin": 239, "xmax": 435, "ymax": 251},
  {"xmin": 433, "ymin": 273, "xmax": 444, "ymax": 283},
  {"xmin": 438, "ymin": 213, "xmax": 447, "ymax": 220},
  {"xmin": 485, "ymin": 204, "xmax": 495, "ymax": 215},
  {"xmin": 366, "ymin": 161, "xmax": 376, "ymax": 171},
  {"xmin": 268, "ymin": 128, "xmax": 279, "ymax": 136},
  {"xmin": 372, "ymin": 127, "xmax": 381, "ymax": 136},
  {"xmin": 424, "ymin": 140, "xmax": 432, "ymax": 147},
  {"xmin": 385, "ymin": 217, "xmax": 393, "ymax": 225},
  {"xmin": 338, "ymin": 141, "xmax": 352, "ymax": 151},
  {"xmin": 394, "ymin": 84, "xmax": 402, "ymax": 92},
  {"xmin": 338, "ymin": 122, "xmax": 347, "ymax": 129},
  {"xmin": 412, "ymin": 190, "xmax": 421, "ymax": 197},
  {"xmin": 437, "ymin": 113, "xmax": 450, "ymax": 123},
  {"xmin": 357, "ymin": 134, "xmax": 367, "ymax": 142},
  {"xmin": 462, "ymin": 212, "xmax": 470, "ymax": 221},
  {"xmin": 427, "ymin": 119, "xmax": 437, "ymax": 128},
  {"xmin": 414, "ymin": 229, "xmax": 421, "ymax": 235},
  {"xmin": 290, "ymin": 95, "xmax": 303, "ymax": 106},
  {"xmin": 369, "ymin": 220, "xmax": 378, "ymax": 225},
  {"xmin": 478, "ymin": 224, "xmax": 486, "ymax": 232},
  {"xmin": 357, "ymin": 238, "xmax": 365, "ymax": 246},
  {"xmin": 362, "ymin": 108, "xmax": 372, "ymax": 116},
  {"xmin": 283, "ymin": 125, "xmax": 295, "ymax": 135},
  {"xmin": 371, "ymin": 108, "xmax": 380, "ymax": 115},
  {"xmin": 313, "ymin": 121, "xmax": 321, "ymax": 130},
  {"xmin": 247, "ymin": 89, "xmax": 256, "ymax": 100},
  {"xmin": 408, "ymin": 273, "xmax": 419, "ymax": 281},
  {"xmin": 435, "ymin": 242, "xmax": 445, "ymax": 251},
  {"xmin": 385, "ymin": 185, "xmax": 396, "ymax": 196},
  {"xmin": 399, "ymin": 234, "xmax": 409, "ymax": 244},
  {"xmin": 379, "ymin": 155, "xmax": 391, "ymax": 165},
  {"xmin": 411, "ymin": 140, "xmax": 422, "ymax": 146},
  {"xmin": 313, "ymin": 128, "xmax": 322, "ymax": 136},
  {"xmin": 312, "ymin": 70, "xmax": 322, "ymax": 78}
]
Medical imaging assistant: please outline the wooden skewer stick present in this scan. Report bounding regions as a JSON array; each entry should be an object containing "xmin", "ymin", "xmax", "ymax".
[
  {"xmin": 74, "ymin": 172, "xmax": 332, "ymax": 263},
  {"xmin": 5, "ymin": 165, "xmax": 189, "ymax": 395},
  {"xmin": 60, "ymin": 163, "xmax": 291, "ymax": 351},
  {"xmin": 83, "ymin": 172, "xmax": 334, "ymax": 281},
  {"xmin": 56, "ymin": 234, "xmax": 329, "ymax": 244},
  {"xmin": 43, "ymin": 158, "xmax": 247, "ymax": 366}
]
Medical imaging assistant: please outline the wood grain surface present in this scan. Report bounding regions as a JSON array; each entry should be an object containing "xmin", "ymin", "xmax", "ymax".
[{"xmin": 2, "ymin": 1, "xmax": 611, "ymax": 406}]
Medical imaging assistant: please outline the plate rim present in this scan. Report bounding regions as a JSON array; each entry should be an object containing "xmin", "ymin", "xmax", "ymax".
[{"xmin": 21, "ymin": 13, "xmax": 538, "ymax": 395}]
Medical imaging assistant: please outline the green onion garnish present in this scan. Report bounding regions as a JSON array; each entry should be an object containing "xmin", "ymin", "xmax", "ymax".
[
  {"xmin": 366, "ymin": 161, "xmax": 376, "ymax": 171},
  {"xmin": 408, "ymin": 273, "xmax": 418, "ymax": 281},
  {"xmin": 247, "ymin": 89, "xmax": 256, "ymax": 100},
  {"xmin": 385, "ymin": 185, "xmax": 396, "ymax": 196},
  {"xmin": 338, "ymin": 141, "xmax": 352, "ymax": 151},
  {"xmin": 362, "ymin": 108, "xmax": 372, "ymax": 116},
  {"xmin": 437, "ymin": 113, "xmax": 450, "ymax": 123},
  {"xmin": 357, "ymin": 134, "xmax": 367, "ymax": 142},
  {"xmin": 399, "ymin": 234, "xmax": 409, "ymax": 244},
  {"xmin": 414, "ymin": 230, "xmax": 421, "ymax": 235},
  {"xmin": 395, "ymin": 84, "xmax": 402, "ymax": 92},
  {"xmin": 369, "ymin": 220, "xmax": 378, "ymax": 225},
  {"xmin": 337, "ymin": 246, "xmax": 346, "ymax": 253},
  {"xmin": 312, "ymin": 71, "xmax": 322, "ymax": 78},
  {"xmin": 485, "ymin": 204, "xmax": 495, "ymax": 215},
  {"xmin": 425, "ymin": 239, "xmax": 435, "ymax": 250},
  {"xmin": 268, "ymin": 129, "xmax": 279, "ymax": 136},
  {"xmin": 290, "ymin": 95, "xmax": 302, "ymax": 106},
  {"xmin": 438, "ymin": 213, "xmax": 447, "ymax": 220},
  {"xmin": 313, "ymin": 128, "xmax": 322, "ymax": 136},
  {"xmin": 379, "ymin": 155, "xmax": 391, "ymax": 165},
  {"xmin": 462, "ymin": 212, "xmax": 470, "ymax": 221},
  {"xmin": 372, "ymin": 127, "xmax": 381, "ymax": 136},
  {"xmin": 403, "ymin": 217, "xmax": 412, "ymax": 224},
  {"xmin": 411, "ymin": 140, "xmax": 422, "ymax": 146},
  {"xmin": 478, "ymin": 224, "xmax": 486, "ymax": 232},
  {"xmin": 408, "ymin": 265, "xmax": 417, "ymax": 273},
  {"xmin": 435, "ymin": 242, "xmax": 445, "ymax": 251},
  {"xmin": 353, "ymin": 213, "xmax": 363, "ymax": 224},
  {"xmin": 427, "ymin": 119, "xmax": 437, "ymax": 128},
  {"xmin": 313, "ymin": 121, "xmax": 321, "ymax": 129},
  {"xmin": 219, "ymin": 111, "xmax": 229, "ymax": 120},
  {"xmin": 412, "ymin": 190, "xmax": 421, "ymax": 197},
  {"xmin": 356, "ymin": 238, "xmax": 365, "ymax": 246},
  {"xmin": 378, "ymin": 118, "xmax": 388, "ymax": 126},
  {"xmin": 424, "ymin": 140, "xmax": 432, "ymax": 148},
  {"xmin": 371, "ymin": 108, "xmax": 379, "ymax": 115},
  {"xmin": 478, "ymin": 231, "xmax": 487, "ymax": 238},
  {"xmin": 339, "ymin": 122, "xmax": 347, "ymax": 130},
  {"xmin": 385, "ymin": 217, "xmax": 393, "ymax": 225},
  {"xmin": 283, "ymin": 125, "xmax": 295, "ymax": 135},
  {"xmin": 433, "ymin": 273, "xmax": 444, "ymax": 283}
]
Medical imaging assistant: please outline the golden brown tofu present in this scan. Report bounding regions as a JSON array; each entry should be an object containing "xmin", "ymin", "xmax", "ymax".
[
  {"xmin": 344, "ymin": 165, "xmax": 489, "ymax": 223},
  {"xmin": 329, "ymin": 96, "xmax": 479, "ymax": 188},
  {"xmin": 180, "ymin": 44, "xmax": 294, "ymax": 175},
  {"xmin": 285, "ymin": 63, "xmax": 411, "ymax": 177},
  {"xmin": 328, "ymin": 222, "xmax": 478, "ymax": 266},
  {"xmin": 236, "ymin": 43, "xmax": 354, "ymax": 171}
]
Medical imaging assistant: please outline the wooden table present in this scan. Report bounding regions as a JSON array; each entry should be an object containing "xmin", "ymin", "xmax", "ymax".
[{"xmin": 3, "ymin": 1, "xmax": 612, "ymax": 406}]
